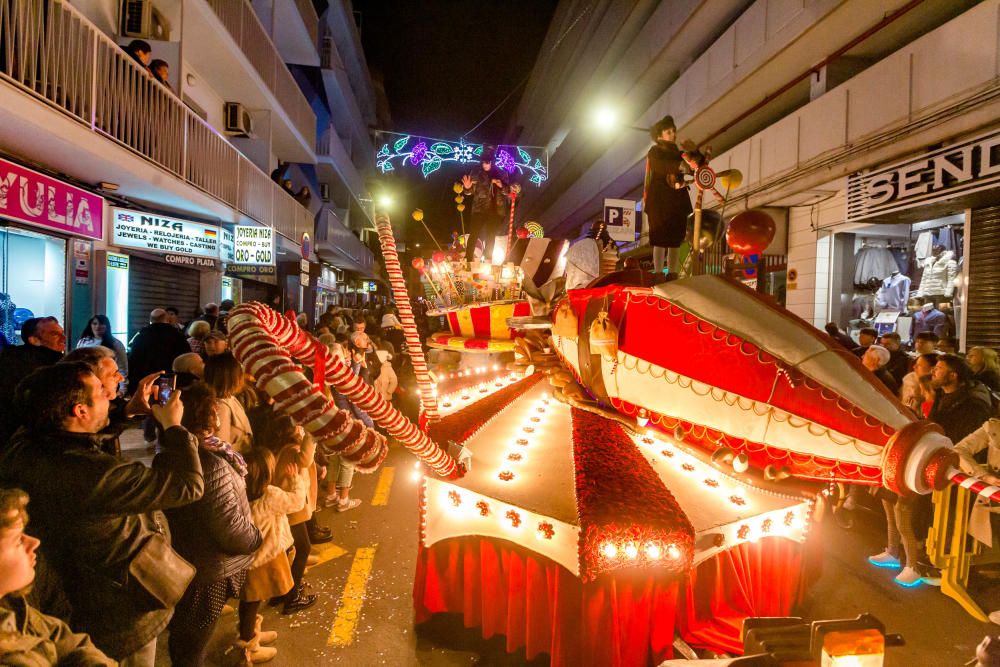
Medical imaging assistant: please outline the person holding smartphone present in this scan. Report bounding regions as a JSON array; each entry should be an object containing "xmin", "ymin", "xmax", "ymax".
[{"xmin": 0, "ymin": 362, "xmax": 204, "ymax": 665}]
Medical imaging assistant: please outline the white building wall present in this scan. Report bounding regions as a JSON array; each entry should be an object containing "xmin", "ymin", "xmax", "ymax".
[{"xmin": 785, "ymin": 192, "xmax": 846, "ymax": 325}]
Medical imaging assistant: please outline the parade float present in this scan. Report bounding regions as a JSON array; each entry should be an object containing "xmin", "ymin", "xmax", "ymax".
[{"xmin": 225, "ymin": 133, "xmax": 992, "ymax": 663}]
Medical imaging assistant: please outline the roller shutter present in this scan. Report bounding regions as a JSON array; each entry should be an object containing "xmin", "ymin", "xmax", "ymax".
[
  {"xmin": 126, "ymin": 255, "xmax": 200, "ymax": 343},
  {"xmin": 967, "ymin": 205, "xmax": 1000, "ymax": 349}
]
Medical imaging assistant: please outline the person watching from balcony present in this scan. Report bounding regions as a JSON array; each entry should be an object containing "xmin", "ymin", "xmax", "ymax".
[
  {"xmin": 124, "ymin": 40, "xmax": 152, "ymax": 75},
  {"xmin": 281, "ymin": 179, "xmax": 295, "ymax": 196},
  {"xmin": 270, "ymin": 161, "xmax": 289, "ymax": 184},
  {"xmin": 295, "ymin": 186, "xmax": 312, "ymax": 208},
  {"xmin": 149, "ymin": 59, "xmax": 171, "ymax": 90}
]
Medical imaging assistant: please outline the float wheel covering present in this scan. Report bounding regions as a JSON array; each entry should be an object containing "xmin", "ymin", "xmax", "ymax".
[
  {"xmin": 229, "ymin": 302, "xmax": 457, "ymax": 477},
  {"xmin": 881, "ymin": 420, "xmax": 945, "ymax": 496}
]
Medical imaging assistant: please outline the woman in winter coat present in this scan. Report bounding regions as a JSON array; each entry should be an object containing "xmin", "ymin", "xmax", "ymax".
[
  {"xmin": 205, "ymin": 351, "xmax": 255, "ymax": 453},
  {"xmin": 165, "ymin": 382, "xmax": 262, "ymax": 666},
  {"xmin": 955, "ymin": 417, "xmax": 1000, "ymax": 486}
]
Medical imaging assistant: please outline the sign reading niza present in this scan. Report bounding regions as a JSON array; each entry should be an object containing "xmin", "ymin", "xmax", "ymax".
[
  {"xmin": 235, "ymin": 225, "xmax": 275, "ymax": 266},
  {"xmin": 112, "ymin": 208, "xmax": 221, "ymax": 258}
]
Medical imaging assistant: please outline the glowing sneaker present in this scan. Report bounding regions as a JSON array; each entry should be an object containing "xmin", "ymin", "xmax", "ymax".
[
  {"xmin": 894, "ymin": 567, "xmax": 922, "ymax": 587},
  {"xmin": 867, "ymin": 551, "xmax": 901, "ymax": 568}
]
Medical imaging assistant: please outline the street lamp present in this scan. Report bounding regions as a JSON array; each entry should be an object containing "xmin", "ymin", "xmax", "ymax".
[
  {"xmin": 377, "ymin": 193, "xmax": 394, "ymax": 209},
  {"xmin": 592, "ymin": 105, "xmax": 647, "ymax": 133}
]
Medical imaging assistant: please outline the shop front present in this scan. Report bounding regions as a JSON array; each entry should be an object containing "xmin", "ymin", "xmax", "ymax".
[
  {"xmin": 104, "ymin": 207, "xmax": 233, "ymax": 341},
  {"xmin": 819, "ymin": 126, "xmax": 1000, "ymax": 351},
  {"xmin": 226, "ymin": 224, "xmax": 279, "ymax": 309},
  {"xmin": 0, "ymin": 157, "xmax": 104, "ymax": 344}
]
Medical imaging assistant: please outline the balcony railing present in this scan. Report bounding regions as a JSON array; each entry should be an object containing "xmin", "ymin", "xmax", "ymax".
[
  {"xmin": 0, "ymin": 0, "xmax": 311, "ymax": 241},
  {"xmin": 204, "ymin": 0, "xmax": 315, "ymax": 147}
]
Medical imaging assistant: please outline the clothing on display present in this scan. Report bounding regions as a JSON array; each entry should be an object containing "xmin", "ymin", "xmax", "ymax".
[
  {"xmin": 851, "ymin": 295, "xmax": 876, "ymax": 320},
  {"xmin": 875, "ymin": 272, "xmax": 912, "ymax": 313},
  {"xmin": 918, "ymin": 250, "xmax": 957, "ymax": 298},
  {"xmin": 912, "ymin": 305, "xmax": 947, "ymax": 338},
  {"xmin": 854, "ymin": 244, "xmax": 900, "ymax": 286},
  {"xmin": 914, "ymin": 231, "xmax": 935, "ymax": 261}
]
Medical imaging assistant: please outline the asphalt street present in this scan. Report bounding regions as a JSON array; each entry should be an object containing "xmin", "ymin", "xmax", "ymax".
[{"xmin": 118, "ymin": 431, "xmax": 995, "ymax": 666}]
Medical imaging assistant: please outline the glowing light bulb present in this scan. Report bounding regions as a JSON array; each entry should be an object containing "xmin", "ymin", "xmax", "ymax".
[
  {"xmin": 413, "ymin": 461, "xmax": 421, "ymax": 470},
  {"xmin": 666, "ymin": 544, "xmax": 681, "ymax": 560},
  {"xmin": 601, "ymin": 542, "xmax": 618, "ymax": 559},
  {"xmin": 624, "ymin": 543, "xmax": 639, "ymax": 560},
  {"xmin": 645, "ymin": 543, "xmax": 662, "ymax": 560},
  {"xmin": 410, "ymin": 470, "xmax": 422, "ymax": 482},
  {"xmin": 636, "ymin": 408, "xmax": 649, "ymax": 427}
]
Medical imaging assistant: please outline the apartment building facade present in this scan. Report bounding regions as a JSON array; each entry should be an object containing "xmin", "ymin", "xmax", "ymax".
[{"xmin": 0, "ymin": 0, "xmax": 380, "ymax": 346}]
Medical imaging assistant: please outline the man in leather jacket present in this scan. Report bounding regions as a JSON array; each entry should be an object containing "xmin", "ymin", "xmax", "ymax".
[{"xmin": 0, "ymin": 362, "xmax": 205, "ymax": 665}]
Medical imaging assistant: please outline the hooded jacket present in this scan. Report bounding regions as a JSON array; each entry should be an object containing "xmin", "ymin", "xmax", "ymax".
[
  {"xmin": 918, "ymin": 250, "xmax": 957, "ymax": 297},
  {"xmin": 0, "ymin": 426, "xmax": 204, "ymax": 659},
  {"xmin": 0, "ymin": 596, "xmax": 116, "ymax": 666}
]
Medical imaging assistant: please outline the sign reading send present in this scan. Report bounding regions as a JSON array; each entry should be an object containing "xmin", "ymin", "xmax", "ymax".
[
  {"xmin": 112, "ymin": 208, "xmax": 221, "ymax": 258},
  {"xmin": 235, "ymin": 225, "xmax": 275, "ymax": 266}
]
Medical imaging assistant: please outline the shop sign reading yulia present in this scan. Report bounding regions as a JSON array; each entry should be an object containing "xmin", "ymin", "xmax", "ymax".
[
  {"xmin": 234, "ymin": 225, "xmax": 275, "ymax": 266},
  {"xmin": 0, "ymin": 157, "xmax": 104, "ymax": 240},
  {"xmin": 111, "ymin": 208, "xmax": 221, "ymax": 259}
]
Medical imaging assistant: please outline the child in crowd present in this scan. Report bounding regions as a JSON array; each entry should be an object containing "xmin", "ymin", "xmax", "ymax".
[
  {"xmin": 0, "ymin": 488, "xmax": 116, "ymax": 665},
  {"xmin": 236, "ymin": 448, "xmax": 306, "ymax": 663}
]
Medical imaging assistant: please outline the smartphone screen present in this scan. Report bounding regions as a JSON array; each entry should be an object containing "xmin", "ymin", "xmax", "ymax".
[{"xmin": 154, "ymin": 374, "xmax": 176, "ymax": 405}]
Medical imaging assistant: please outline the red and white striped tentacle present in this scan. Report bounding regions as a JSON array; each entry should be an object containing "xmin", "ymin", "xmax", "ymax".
[
  {"xmin": 228, "ymin": 303, "xmax": 388, "ymax": 473},
  {"xmin": 948, "ymin": 468, "xmax": 1000, "ymax": 504},
  {"xmin": 230, "ymin": 302, "xmax": 457, "ymax": 477},
  {"xmin": 374, "ymin": 214, "xmax": 440, "ymax": 421}
]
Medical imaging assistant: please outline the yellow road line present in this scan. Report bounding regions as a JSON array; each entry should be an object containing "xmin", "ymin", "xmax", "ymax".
[
  {"xmin": 371, "ymin": 466, "xmax": 395, "ymax": 506},
  {"xmin": 306, "ymin": 542, "xmax": 348, "ymax": 572},
  {"xmin": 327, "ymin": 546, "xmax": 378, "ymax": 647}
]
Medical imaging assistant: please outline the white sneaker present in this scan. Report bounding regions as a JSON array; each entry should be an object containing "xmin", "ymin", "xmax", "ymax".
[
  {"xmin": 894, "ymin": 567, "xmax": 922, "ymax": 587},
  {"xmin": 336, "ymin": 498, "xmax": 361, "ymax": 513},
  {"xmin": 867, "ymin": 551, "xmax": 901, "ymax": 568}
]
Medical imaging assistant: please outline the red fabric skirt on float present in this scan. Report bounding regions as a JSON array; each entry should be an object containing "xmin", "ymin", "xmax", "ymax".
[{"xmin": 414, "ymin": 534, "xmax": 816, "ymax": 666}]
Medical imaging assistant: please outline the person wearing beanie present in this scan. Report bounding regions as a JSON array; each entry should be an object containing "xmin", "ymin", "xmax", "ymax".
[{"xmin": 862, "ymin": 344, "xmax": 899, "ymax": 394}]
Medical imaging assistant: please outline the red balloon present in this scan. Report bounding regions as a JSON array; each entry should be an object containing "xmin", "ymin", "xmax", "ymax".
[
  {"xmin": 432, "ymin": 251, "xmax": 446, "ymax": 264},
  {"xmin": 726, "ymin": 210, "xmax": 775, "ymax": 256},
  {"xmin": 516, "ymin": 227, "xmax": 529, "ymax": 239},
  {"xmin": 411, "ymin": 257, "xmax": 425, "ymax": 271}
]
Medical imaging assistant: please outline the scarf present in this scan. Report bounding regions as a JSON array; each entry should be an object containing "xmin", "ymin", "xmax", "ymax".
[{"xmin": 201, "ymin": 435, "xmax": 248, "ymax": 477}]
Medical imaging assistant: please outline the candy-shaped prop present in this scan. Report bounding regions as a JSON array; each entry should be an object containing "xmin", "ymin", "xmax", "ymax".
[
  {"xmin": 947, "ymin": 469, "xmax": 1000, "ymax": 503},
  {"xmin": 229, "ymin": 302, "xmax": 457, "ymax": 476},
  {"xmin": 553, "ymin": 275, "xmax": 957, "ymax": 494},
  {"xmin": 375, "ymin": 214, "xmax": 441, "ymax": 422},
  {"xmin": 726, "ymin": 209, "xmax": 776, "ymax": 256},
  {"xmin": 227, "ymin": 304, "xmax": 387, "ymax": 473}
]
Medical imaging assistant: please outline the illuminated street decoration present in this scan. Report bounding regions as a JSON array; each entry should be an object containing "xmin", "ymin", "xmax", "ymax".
[{"xmin": 375, "ymin": 132, "xmax": 549, "ymax": 185}]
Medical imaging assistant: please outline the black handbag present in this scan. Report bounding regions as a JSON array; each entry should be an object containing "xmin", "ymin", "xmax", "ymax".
[{"xmin": 127, "ymin": 532, "xmax": 196, "ymax": 610}]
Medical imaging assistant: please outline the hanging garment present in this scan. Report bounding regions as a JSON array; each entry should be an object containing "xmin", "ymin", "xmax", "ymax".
[
  {"xmin": 917, "ymin": 251, "xmax": 958, "ymax": 298},
  {"xmin": 854, "ymin": 245, "xmax": 899, "ymax": 285},
  {"xmin": 935, "ymin": 227, "xmax": 957, "ymax": 253},
  {"xmin": 875, "ymin": 273, "xmax": 912, "ymax": 313},
  {"xmin": 913, "ymin": 231, "xmax": 935, "ymax": 261},
  {"xmin": 889, "ymin": 246, "xmax": 910, "ymax": 275}
]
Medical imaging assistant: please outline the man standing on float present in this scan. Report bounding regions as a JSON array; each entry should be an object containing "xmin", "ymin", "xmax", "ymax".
[
  {"xmin": 462, "ymin": 146, "xmax": 511, "ymax": 262},
  {"xmin": 643, "ymin": 115, "xmax": 693, "ymax": 277}
]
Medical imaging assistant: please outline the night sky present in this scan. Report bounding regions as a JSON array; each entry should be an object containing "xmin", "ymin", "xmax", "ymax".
[{"xmin": 352, "ymin": 0, "xmax": 558, "ymax": 251}]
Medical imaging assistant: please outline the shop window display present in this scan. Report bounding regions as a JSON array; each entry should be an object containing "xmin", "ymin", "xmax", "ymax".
[
  {"xmin": 833, "ymin": 216, "xmax": 965, "ymax": 349},
  {"xmin": 0, "ymin": 227, "xmax": 66, "ymax": 344}
]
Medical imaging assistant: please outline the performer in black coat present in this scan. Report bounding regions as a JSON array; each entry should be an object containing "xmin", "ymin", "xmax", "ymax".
[{"xmin": 643, "ymin": 115, "xmax": 693, "ymax": 277}]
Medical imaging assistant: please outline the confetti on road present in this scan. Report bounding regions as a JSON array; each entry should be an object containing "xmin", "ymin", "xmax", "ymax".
[{"xmin": 328, "ymin": 545, "xmax": 378, "ymax": 647}]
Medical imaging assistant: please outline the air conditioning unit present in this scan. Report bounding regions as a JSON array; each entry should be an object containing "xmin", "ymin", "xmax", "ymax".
[
  {"xmin": 121, "ymin": 1, "xmax": 171, "ymax": 40},
  {"xmin": 319, "ymin": 183, "xmax": 331, "ymax": 202},
  {"xmin": 224, "ymin": 102, "xmax": 253, "ymax": 138}
]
